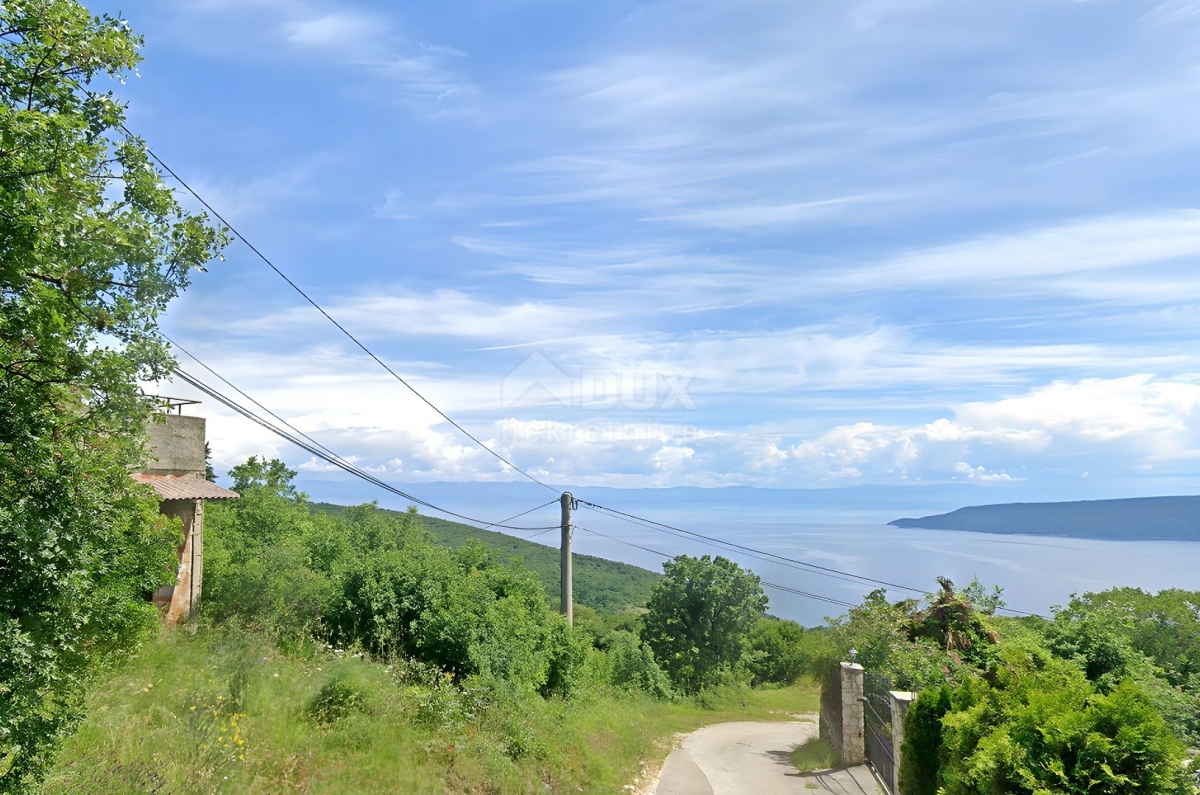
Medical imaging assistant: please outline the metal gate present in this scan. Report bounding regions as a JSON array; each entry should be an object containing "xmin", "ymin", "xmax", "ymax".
[
  {"xmin": 864, "ymin": 671, "xmax": 895, "ymax": 793},
  {"xmin": 820, "ymin": 662, "xmax": 843, "ymax": 752}
]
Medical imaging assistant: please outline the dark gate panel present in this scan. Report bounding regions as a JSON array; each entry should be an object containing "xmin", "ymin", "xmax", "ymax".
[
  {"xmin": 819, "ymin": 662, "xmax": 843, "ymax": 761},
  {"xmin": 864, "ymin": 671, "xmax": 894, "ymax": 793}
]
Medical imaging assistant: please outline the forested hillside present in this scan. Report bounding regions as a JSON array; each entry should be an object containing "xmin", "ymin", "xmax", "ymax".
[
  {"xmin": 312, "ymin": 503, "xmax": 660, "ymax": 612},
  {"xmin": 890, "ymin": 495, "xmax": 1200, "ymax": 540}
]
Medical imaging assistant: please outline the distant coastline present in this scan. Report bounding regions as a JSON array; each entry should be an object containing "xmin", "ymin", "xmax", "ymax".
[{"xmin": 889, "ymin": 495, "xmax": 1200, "ymax": 542}]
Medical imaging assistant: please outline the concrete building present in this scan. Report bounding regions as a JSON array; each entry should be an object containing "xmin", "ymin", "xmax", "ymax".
[{"xmin": 134, "ymin": 399, "xmax": 238, "ymax": 622}]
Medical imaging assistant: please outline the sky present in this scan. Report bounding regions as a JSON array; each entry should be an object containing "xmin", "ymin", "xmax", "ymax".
[{"xmin": 104, "ymin": 0, "xmax": 1200, "ymax": 504}]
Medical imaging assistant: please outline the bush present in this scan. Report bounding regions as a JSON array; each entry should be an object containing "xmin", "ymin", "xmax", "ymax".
[
  {"xmin": 206, "ymin": 461, "xmax": 589, "ymax": 698},
  {"xmin": 897, "ymin": 685, "xmax": 952, "ymax": 795},
  {"xmin": 932, "ymin": 650, "xmax": 1193, "ymax": 795},
  {"xmin": 608, "ymin": 631, "xmax": 674, "ymax": 700},
  {"xmin": 307, "ymin": 675, "xmax": 368, "ymax": 725},
  {"xmin": 747, "ymin": 617, "xmax": 807, "ymax": 685}
]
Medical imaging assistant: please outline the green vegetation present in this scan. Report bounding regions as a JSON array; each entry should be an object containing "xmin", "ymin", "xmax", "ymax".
[
  {"xmin": 772, "ymin": 578, "xmax": 1199, "ymax": 793},
  {"xmin": 642, "ymin": 554, "xmax": 767, "ymax": 694},
  {"xmin": 37, "ymin": 619, "xmax": 818, "ymax": 793},
  {"xmin": 33, "ymin": 457, "xmax": 819, "ymax": 792},
  {"xmin": 0, "ymin": 1, "xmax": 224, "ymax": 788},
  {"xmin": 789, "ymin": 736, "xmax": 835, "ymax": 773},
  {"xmin": 313, "ymin": 502, "xmax": 661, "ymax": 613}
]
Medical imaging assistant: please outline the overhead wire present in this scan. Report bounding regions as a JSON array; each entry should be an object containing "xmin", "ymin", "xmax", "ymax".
[
  {"xmin": 126, "ymin": 129, "xmax": 1042, "ymax": 620},
  {"xmin": 479, "ymin": 499, "xmax": 560, "ymax": 533},
  {"xmin": 579, "ymin": 501, "xmax": 878, "ymax": 590},
  {"xmin": 125, "ymin": 126, "xmax": 557, "ymax": 495},
  {"xmin": 170, "ymin": 366, "xmax": 559, "ymax": 532},
  {"xmin": 169, "ymin": 344, "xmax": 1038, "ymax": 616},
  {"xmin": 577, "ymin": 525, "xmax": 855, "ymax": 608},
  {"xmin": 578, "ymin": 500, "xmax": 1042, "ymax": 618},
  {"xmin": 580, "ymin": 500, "xmax": 922, "ymax": 591}
]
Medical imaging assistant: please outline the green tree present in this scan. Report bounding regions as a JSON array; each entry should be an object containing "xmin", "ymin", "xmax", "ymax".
[
  {"xmin": 228, "ymin": 455, "xmax": 300, "ymax": 499},
  {"xmin": 0, "ymin": 2, "xmax": 223, "ymax": 787},
  {"xmin": 746, "ymin": 616, "xmax": 808, "ymax": 685},
  {"xmin": 641, "ymin": 555, "xmax": 767, "ymax": 694}
]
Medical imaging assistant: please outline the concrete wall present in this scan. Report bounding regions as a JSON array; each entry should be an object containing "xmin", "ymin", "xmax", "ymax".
[
  {"xmin": 144, "ymin": 414, "xmax": 207, "ymax": 477},
  {"xmin": 150, "ymin": 499, "xmax": 205, "ymax": 622}
]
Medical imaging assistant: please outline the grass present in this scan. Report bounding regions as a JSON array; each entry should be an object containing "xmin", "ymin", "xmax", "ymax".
[
  {"xmin": 790, "ymin": 736, "xmax": 836, "ymax": 773},
  {"xmin": 40, "ymin": 626, "xmax": 819, "ymax": 794}
]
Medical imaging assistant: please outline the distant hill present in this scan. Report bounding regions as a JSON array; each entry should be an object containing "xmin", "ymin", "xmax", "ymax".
[
  {"xmin": 312, "ymin": 502, "xmax": 661, "ymax": 612},
  {"xmin": 889, "ymin": 496, "xmax": 1200, "ymax": 541}
]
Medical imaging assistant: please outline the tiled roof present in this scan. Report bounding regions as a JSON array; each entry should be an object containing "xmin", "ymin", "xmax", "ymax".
[{"xmin": 132, "ymin": 473, "xmax": 240, "ymax": 501}]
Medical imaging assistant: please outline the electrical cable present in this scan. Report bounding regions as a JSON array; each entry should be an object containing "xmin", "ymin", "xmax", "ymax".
[
  {"xmin": 578, "ymin": 500, "xmax": 1042, "ymax": 618},
  {"xmin": 580, "ymin": 499, "xmax": 922, "ymax": 593},
  {"xmin": 479, "ymin": 499, "xmax": 560, "ymax": 533},
  {"xmin": 577, "ymin": 525, "xmax": 856, "ymax": 608},
  {"xmin": 171, "ymin": 366, "xmax": 559, "ymax": 532},
  {"xmin": 126, "ymin": 127, "xmax": 556, "ymax": 495},
  {"xmin": 163, "ymin": 334, "xmax": 562, "ymax": 534},
  {"xmin": 579, "ymin": 502, "xmax": 878, "ymax": 590}
]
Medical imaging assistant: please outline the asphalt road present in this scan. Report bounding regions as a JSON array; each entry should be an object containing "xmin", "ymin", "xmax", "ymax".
[{"xmin": 655, "ymin": 718, "xmax": 882, "ymax": 795}]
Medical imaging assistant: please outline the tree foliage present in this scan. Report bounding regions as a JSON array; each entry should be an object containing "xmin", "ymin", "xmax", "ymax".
[
  {"xmin": 746, "ymin": 616, "xmax": 809, "ymax": 685},
  {"xmin": 0, "ymin": 1, "xmax": 223, "ymax": 788},
  {"xmin": 641, "ymin": 554, "xmax": 767, "ymax": 694},
  {"xmin": 204, "ymin": 462, "xmax": 587, "ymax": 698},
  {"xmin": 934, "ymin": 646, "xmax": 1192, "ymax": 795}
]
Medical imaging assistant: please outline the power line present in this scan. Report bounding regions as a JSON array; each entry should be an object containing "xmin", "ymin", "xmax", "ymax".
[
  {"xmin": 577, "ymin": 525, "xmax": 855, "ymax": 609},
  {"xmin": 124, "ymin": 130, "xmax": 1030, "ymax": 618},
  {"xmin": 126, "ymin": 127, "xmax": 556, "ymax": 495},
  {"xmin": 580, "ymin": 500, "xmax": 923, "ymax": 593},
  {"xmin": 171, "ymin": 366, "xmax": 558, "ymax": 532},
  {"xmin": 578, "ymin": 499, "xmax": 1042, "ymax": 618},
  {"xmin": 579, "ymin": 502, "xmax": 879, "ymax": 590},
  {"xmin": 479, "ymin": 499, "xmax": 560, "ymax": 533}
]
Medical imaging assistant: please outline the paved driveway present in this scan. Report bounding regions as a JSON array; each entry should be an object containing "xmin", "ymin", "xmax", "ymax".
[{"xmin": 655, "ymin": 718, "xmax": 882, "ymax": 795}]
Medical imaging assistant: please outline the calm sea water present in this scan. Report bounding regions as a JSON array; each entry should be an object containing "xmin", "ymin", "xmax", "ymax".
[
  {"xmin": 572, "ymin": 517, "xmax": 1200, "ymax": 626},
  {"xmin": 302, "ymin": 479, "xmax": 1200, "ymax": 627}
]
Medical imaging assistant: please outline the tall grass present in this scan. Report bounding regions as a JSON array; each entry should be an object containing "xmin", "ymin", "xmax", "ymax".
[{"xmin": 40, "ymin": 627, "xmax": 819, "ymax": 794}]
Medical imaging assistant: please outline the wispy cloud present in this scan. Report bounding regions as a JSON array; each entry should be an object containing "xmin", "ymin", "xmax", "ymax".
[{"xmin": 134, "ymin": 0, "xmax": 1200, "ymax": 495}]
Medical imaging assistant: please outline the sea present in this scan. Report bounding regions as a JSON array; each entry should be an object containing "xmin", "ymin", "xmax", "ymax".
[{"xmin": 298, "ymin": 478, "xmax": 1200, "ymax": 627}]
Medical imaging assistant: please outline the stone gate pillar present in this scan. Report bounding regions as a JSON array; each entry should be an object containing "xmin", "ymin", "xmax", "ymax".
[{"xmin": 840, "ymin": 662, "xmax": 866, "ymax": 765}]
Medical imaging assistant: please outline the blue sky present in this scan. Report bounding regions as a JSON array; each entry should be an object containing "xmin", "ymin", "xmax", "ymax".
[{"xmin": 111, "ymin": 0, "xmax": 1200, "ymax": 499}]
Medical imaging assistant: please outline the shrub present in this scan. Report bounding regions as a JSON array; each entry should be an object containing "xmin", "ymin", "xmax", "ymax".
[
  {"xmin": 933, "ymin": 650, "xmax": 1193, "ymax": 795},
  {"xmin": 897, "ymin": 685, "xmax": 952, "ymax": 795},
  {"xmin": 307, "ymin": 675, "xmax": 368, "ymax": 725},
  {"xmin": 747, "ymin": 617, "xmax": 807, "ymax": 685},
  {"xmin": 608, "ymin": 631, "xmax": 674, "ymax": 700}
]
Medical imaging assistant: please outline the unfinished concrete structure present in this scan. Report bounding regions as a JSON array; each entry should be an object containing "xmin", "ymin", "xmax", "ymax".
[{"xmin": 134, "ymin": 399, "xmax": 238, "ymax": 622}]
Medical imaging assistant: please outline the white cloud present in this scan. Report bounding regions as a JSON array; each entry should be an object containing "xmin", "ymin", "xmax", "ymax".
[
  {"xmin": 283, "ymin": 13, "xmax": 379, "ymax": 49},
  {"xmin": 838, "ymin": 211, "xmax": 1200, "ymax": 294}
]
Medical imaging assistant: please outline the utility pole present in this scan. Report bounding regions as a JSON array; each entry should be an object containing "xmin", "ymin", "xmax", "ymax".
[{"xmin": 560, "ymin": 491, "xmax": 573, "ymax": 625}]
